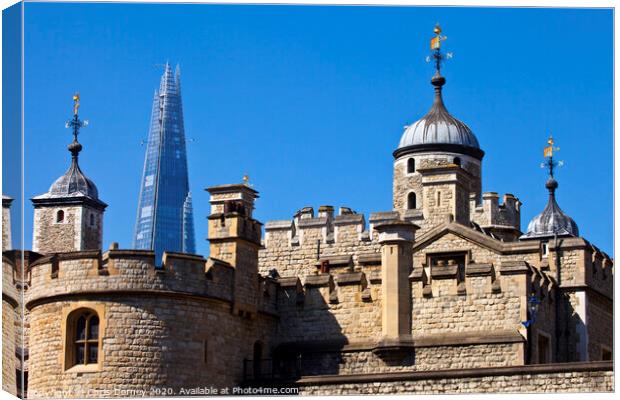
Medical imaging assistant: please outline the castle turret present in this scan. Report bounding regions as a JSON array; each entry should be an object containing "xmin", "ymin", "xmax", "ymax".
[
  {"xmin": 393, "ymin": 25, "xmax": 483, "ymax": 231},
  {"xmin": 31, "ymin": 94, "xmax": 106, "ymax": 254},
  {"xmin": 207, "ymin": 180, "xmax": 262, "ymax": 317}
]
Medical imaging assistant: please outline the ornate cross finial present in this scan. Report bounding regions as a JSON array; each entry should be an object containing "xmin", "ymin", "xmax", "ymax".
[
  {"xmin": 541, "ymin": 133, "xmax": 563, "ymax": 178},
  {"xmin": 65, "ymin": 93, "xmax": 89, "ymax": 159},
  {"xmin": 426, "ymin": 23, "xmax": 452, "ymax": 74}
]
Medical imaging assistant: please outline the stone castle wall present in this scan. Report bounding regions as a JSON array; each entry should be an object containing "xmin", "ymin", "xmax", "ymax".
[
  {"xmin": 2, "ymin": 256, "xmax": 18, "ymax": 396},
  {"xmin": 27, "ymin": 297, "xmax": 277, "ymax": 398},
  {"xmin": 25, "ymin": 250, "xmax": 279, "ymax": 398},
  {"xmin": 296, "ymin": 361, "xmax": 614, "ymax": 395}
]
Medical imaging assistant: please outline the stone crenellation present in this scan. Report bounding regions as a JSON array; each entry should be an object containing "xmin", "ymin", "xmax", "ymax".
[
  {"xmin": 260, "ymin": 206, "xmax": 393, "ymax": 278},
  {"xmin": 470, "ymin": 192, "xmax": 522, "ymax": 240},
  {"xmin": 25, "ymin": 249, "xmax": 278, "ymax": 316}
]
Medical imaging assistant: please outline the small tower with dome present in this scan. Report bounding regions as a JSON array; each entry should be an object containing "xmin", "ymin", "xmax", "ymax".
[
  {"xmin": 393, "ymin": 25, "xmax": 484, "ymax": 230},
  {"xmin": 31, "ymin": 94, "xmax": 107, "ymax": 253},
  {"xmin": 521, "ymin": 134, "xmax": 579, "ymax": 240}
]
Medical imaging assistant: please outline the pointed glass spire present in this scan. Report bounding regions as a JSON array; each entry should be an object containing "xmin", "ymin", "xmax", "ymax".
[{"xmin": 133, "ymin": 63, "xmax": 196, "ymax": 261}]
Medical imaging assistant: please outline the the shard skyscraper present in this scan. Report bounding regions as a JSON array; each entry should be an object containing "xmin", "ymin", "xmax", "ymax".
[{"xmin": 133, "ymin": 63, "xmax": 196, "ymax": 261}]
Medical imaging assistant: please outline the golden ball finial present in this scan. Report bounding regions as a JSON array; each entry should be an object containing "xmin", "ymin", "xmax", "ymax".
[{"xmin": 434, "ymin": 23, "xmax": 442, "ymax": 35}]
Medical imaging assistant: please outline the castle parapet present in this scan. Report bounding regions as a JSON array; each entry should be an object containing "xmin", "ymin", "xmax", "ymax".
[
  {"xmin": 264, "ymin": 206, "xmax": 373, "ymax": 248},
  {"xmin": 470, "ymin": 192, "xmax": 522, "ymax": 241},
  {"xmin": 25, "ymin": 249, "xmax": 278, "ymax": 315}
]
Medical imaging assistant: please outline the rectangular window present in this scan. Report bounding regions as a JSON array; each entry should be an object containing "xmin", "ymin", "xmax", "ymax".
[{"xmin": 145, "ymin": 175, "xmax": 154, "ymax": 187}]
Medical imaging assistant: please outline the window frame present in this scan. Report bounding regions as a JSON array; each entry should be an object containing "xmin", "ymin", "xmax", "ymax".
[
  {"xmin": 56, "ymin": 209, "xmax": 65, "ymax": 224},
  {"xmin": 62, "ymin": 304, "xmax": 105, "ymax": 373}
]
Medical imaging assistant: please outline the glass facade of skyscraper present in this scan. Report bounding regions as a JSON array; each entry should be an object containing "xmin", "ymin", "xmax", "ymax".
[{"xmin": 133, "ymin": 63, "xmax": 196, "ymax": 261}]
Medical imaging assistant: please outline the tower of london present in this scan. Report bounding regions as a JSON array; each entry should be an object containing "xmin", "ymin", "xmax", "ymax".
[{"xmin": 1, "ymin": 25, "xmax": 613, "ymax": 398}]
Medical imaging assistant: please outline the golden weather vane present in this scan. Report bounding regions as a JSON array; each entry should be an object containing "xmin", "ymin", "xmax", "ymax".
[
  {"xmin": 73, "ymin": 92, "xmax": 80, "ymax": 116},
  {"xmin": 541, "ymin": 133, "xmax": 563, "ymax": 177},
  {"xmin": 426, "ymin": 23, "xmax": 452, "ymax": 73},
  {"xmin": 243, "ymin": 174, "xmax": 250, "ymax": 186}
]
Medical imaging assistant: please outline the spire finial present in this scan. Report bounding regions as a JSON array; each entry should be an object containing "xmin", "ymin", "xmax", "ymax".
[
  {"xmin": 541, "ymin": 133, "xmax": 563, "ymax": 178},
  {"xmin": 426, "ymin": 23, "xmax": 452, "ymax": 76},
  {"xmin": 73, "ymin": 92, "xmax": 80, "ymax": 115},
  {"xmin": 65, "ymin": 92, "xmax": 89, "ymax": 160},
  {"xmin": 540, "ymin": 133, "xmax": 563, "ymax": 195}
]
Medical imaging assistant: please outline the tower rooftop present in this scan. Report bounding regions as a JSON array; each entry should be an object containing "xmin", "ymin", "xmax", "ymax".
[
  {"xmin": 521, "ymin": 136, "xmax": 578, "ymax": 240},
  {"xmin": 32, "ymin": 93, "xmax": 106, "ymax": 208},
  {"xmin": 395, "ymin": 25, "xmax": 483, "ymax": 160}
]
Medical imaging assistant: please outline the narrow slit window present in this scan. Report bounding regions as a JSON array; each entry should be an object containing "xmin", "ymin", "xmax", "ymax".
[
  {"xmin": 407, "ymin": 158, "xmax": 415, "ymax": 173},
  {"xmin": 407, "ymin": 192, "xmax": 417, "ymax": 210}
]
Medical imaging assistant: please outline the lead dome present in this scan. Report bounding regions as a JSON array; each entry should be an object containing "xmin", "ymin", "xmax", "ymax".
[{"xmin": 398, "ymin": 73, "xmax": 480, "ymax": 150}]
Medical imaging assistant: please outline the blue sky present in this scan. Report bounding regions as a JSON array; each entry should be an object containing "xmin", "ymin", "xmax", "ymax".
[{"xmin": 12, "ymin": 3, "xmax": 614, "ymax": 255}]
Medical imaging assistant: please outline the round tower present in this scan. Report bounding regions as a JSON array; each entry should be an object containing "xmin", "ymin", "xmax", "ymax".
[{"xmin": 393, "ymin": 25, "xmax": 484, "ymax": 229}]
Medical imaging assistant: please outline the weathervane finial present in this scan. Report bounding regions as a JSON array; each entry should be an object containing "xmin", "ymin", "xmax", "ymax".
[
  {"xmin": 541, "ymin": 133, "xmax": 563, "ymax": 179},
  {"xmin": 73, "ymin": 92, "xmax": 80, "ymax": 115},
  {"xmin": 426, "ymin": 23, "xmax": 452, "ymax": 74},
  {"xmin": 65, "ymin": 92, "xmax": 89, "ymax": 160}
]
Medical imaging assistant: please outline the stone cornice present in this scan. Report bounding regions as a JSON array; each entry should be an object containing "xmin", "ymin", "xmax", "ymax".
[
  {"xmin": 24, "ymin": 289, "xmax": 279, "ymax": 320},
  {"xmin": 293, "ymin": 361, "xmax": 612, "ymax": 385},
  {"xmin": 393, "ymin": 143, "xmax": 485, "ymax": 161}
]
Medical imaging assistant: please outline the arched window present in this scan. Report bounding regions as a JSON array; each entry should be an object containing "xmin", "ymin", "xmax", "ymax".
[
  {"xmin": 67, "ymin": 309, "xmax": 100, "ymax": 369},
  {"xmin": 407, "ymin": 158, "xmax": 416, "ymax": 173},
  {"xmin": 453, "ymin": 157, "xmax": 461, "ymax": 167},
  {"xmin": 56, "ymin": 210, "xmax": 65, "ymax": 223},
  {"xmin": 407, "ymin": 192, "xmax": 417, "ymax": 210},
  {"xmin": 90, "ymin": 213, "xmax": 95, "ymax": 226}
]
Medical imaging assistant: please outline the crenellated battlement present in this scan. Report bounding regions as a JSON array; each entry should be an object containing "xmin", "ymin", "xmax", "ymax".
[
  {"xmin": 24, "ymin": 248, "xmax": 279, "ymax": 315},
  {"xmin": 470, "ymin": 192, "xmax": 522, "ymax": 241},
  {"xmin": 263, "ymin": 206, "xmax": 403, "ymax": 248},
  {"xmin": 260, "ymin": 206, "xmax": 399, "ymax": 278}
]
